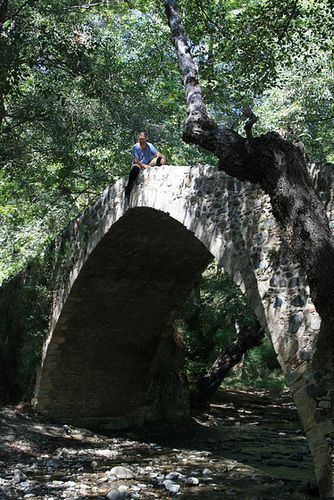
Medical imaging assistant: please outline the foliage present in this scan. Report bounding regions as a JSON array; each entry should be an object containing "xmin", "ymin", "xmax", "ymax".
[
  {"xmin": 175, "ymin": 261, "xmax": 281, "ymax": 391},
  {"xmin": 255, "ymin": 48, "xmax": 334, "ymax": 161},
  {"xmin": 16, "ymin": 275, "xmax": 51, "ymax": 397},
  {"xmin": 0, "ymin": 250, "xmax": 53, "ymax": 400},
  {"xmin": 1, "ymin": 0, "xmax": 333, "ymax": 282},
  {"xmin": 169, "ymin": 0, "xmax": 334, "ymax": 158},
  {"xmin": 0, "ymin": 207, "xmax": 97, "ymax": 401},
  {"xmin": 0, "ymin": 0, "xmax": 211, "ymax": 283},
  {"xmin": 221, "ymin": 335, "xmax": 286, "ymax": 391}
]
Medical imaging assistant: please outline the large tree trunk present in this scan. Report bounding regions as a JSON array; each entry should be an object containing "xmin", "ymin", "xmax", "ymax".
[
  {"xmin": 165, "ymin": 0, "xmax": 334, "ymax": 327},
  {"xmin": 190, "ymin": 319, "xmax": 264, "ymax": 408}
]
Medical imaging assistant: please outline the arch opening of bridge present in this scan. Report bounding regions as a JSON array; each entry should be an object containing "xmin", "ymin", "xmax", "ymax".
[{"xmin": 33, "ymin": 207, "xmax": 214, "ymax": 429}]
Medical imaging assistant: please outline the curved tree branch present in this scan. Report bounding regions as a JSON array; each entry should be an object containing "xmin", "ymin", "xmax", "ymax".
[
  {"xmin": 165, "ymin": 0, "xmax": 334, "ymax": 325},
  {"xmin": 190, "ymin": 319, "xmax": 264, "ymax": 408},
  {"xmin": 194, "ymin": 0, "xmax": 224, "ymax": 34},
  {"xmin": 277, "ymin": 0, "xmax": 299, "ymax": 43},
  {"xmin": 242, "ymin": 105, "xmax": 258, "ymax": 140}
]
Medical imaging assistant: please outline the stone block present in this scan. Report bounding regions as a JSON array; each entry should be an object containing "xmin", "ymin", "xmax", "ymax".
[
  {"xmin": 318, "ymin": 400, "xmax": 332, "ymax": 409},
  {"xmin": 307, "ymin": 420, "xmax": 334, "ymax": 451},
  {"xmin": 314, "ymin": 452, "xmax": 331, "ymax": 471},
  {"xmin": 38, "ymin": 380, "xmax": 53, "ymax": 390},
  {"xmin": 50, "ymin": 336, "xmax": 65, "ymax": 346}
]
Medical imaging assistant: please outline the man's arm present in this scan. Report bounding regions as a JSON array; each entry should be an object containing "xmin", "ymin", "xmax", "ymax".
[
  {"xmin": 154, "ymin": 151, "xmax": 166, "ymax": 165},
  {"xmin": 133, "ymin": 156, "xmax": 150, "ymax": 169}
]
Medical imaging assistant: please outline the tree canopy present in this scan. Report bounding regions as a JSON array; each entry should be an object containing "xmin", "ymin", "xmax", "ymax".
[{"xmin": 1, "ymin": 0, "xmax": 334, "ymax": 283}]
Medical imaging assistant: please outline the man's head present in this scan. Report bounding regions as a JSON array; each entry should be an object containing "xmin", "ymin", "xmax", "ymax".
[{"xmin": 138, "ymin": 132, "xmax": 147, "ymax": 148}]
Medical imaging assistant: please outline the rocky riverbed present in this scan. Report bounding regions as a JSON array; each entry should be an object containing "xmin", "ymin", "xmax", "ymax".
[{"xmin": 0, "ymin": 388, "xmax": 319, "ymax": 499}]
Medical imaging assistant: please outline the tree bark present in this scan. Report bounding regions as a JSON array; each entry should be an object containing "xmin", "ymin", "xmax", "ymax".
[
  {"xmin": 165, "ymin": 0, "xmax": 334, "ymax": 326},
  {"xmin": 190, "ymin": 319, "xmax": 264, "ymax": 408}
]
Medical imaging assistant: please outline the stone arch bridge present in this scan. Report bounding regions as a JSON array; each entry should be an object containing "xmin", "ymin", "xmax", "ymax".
[{"xmin": 2, "ymin": 164, "xmax": 334, "ymax": 495}]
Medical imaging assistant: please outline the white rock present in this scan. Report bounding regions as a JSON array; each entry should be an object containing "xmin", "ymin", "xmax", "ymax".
[
  {"xmin": 163, "ymin": 479, "xmax": 173, "ymax": 490},
  {"xmin": 106, "ymin": 488, "xmax": 123, "ymax": 500},
  {"xmin": 109, "ymin": 466, "xmax": 134, "ymax": 479},
  {"xmin": 118, "ymin": 484, "xmax": 129, "ymax": 493},
  {"xmin": 202, "ymin": 468, "xmax": 212, "ymax": 475},
  {"xmin": 166, "ymin": 472, "xmax": 180, "ymax": 480},
  {"xmin": 137, "ymin": 483, "xmax": 147, "ymax": 489},
  {"xmin": 163, "ymin": 479, "xmax": 181, "ymax": 494},
  {"xmin": 185, "ymin": 477, "xmax": 200, "ymax": 485},
  {"xmin": 169, "ymin": 484, "xmax": 181, "ymax": 494},
  {"xmin": 13, "ymin": 469, "xmax": 27, "ymax": 484},
  {"xmin": 64, "ymin": 481, "xmax": 77, "ymax": 487}
]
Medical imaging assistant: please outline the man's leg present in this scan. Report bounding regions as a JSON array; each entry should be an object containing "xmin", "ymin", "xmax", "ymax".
[
  {"xmin": 149, "ymin": 157, "xmax": 162, "ymax": 167},
  {"xmin": 125, "ymin": 165, "xmax": 140, "ymax": 198}
]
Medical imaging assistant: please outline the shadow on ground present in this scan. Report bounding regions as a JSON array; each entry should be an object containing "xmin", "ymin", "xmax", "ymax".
[{"xmin": 0, "ymin": 388, "xmax": 319, "ymax": 499}]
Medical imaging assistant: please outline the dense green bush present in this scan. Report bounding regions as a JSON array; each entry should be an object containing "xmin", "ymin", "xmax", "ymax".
[
  {"xmin": 222, "ymin": 336, "xmax": 286, "ymax": 391},
  {"xmin": 176, "ymin": 261, "xmax": 285, "ymax": 393},
  {"xmin": 0, "ymin": 249, "xmax": 54, "ymax": 401}
]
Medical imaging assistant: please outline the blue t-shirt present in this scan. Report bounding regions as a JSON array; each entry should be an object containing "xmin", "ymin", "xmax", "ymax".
[{"xmin": 132, "ymin": 142, "xmax": 157, "ymax": 165}]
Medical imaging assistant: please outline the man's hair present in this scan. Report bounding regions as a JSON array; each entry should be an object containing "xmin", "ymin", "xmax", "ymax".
[{"xmin": 138, "ymin": 132, "xmax": 146, "ymax": 138}]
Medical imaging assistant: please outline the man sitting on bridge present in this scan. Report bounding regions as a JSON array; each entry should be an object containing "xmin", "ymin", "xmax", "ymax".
[{"xmin": 125, "ymin": 132, "xmax": 166, "ymax": 199}]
